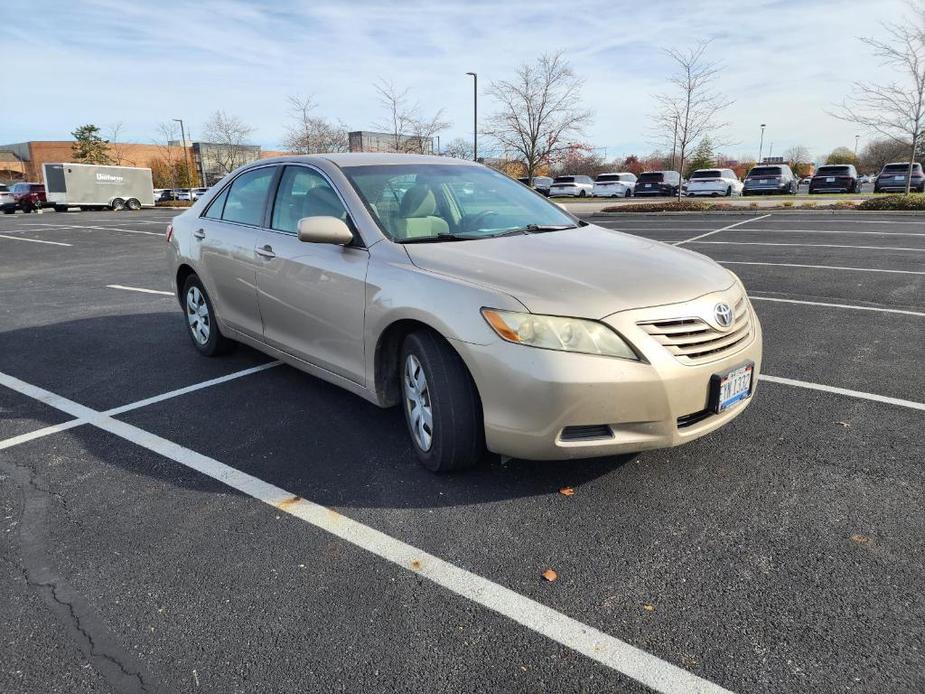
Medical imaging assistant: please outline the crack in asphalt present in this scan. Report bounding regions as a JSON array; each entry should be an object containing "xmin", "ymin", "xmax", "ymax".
[{"xmin": 1, "ymin": 460, "xmax": 155, "ymax": 694}]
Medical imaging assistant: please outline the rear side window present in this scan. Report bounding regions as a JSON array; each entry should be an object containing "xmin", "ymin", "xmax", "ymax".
[
  {"xmin": 221, "ymin": 167, "xmax": 275, "ymax": 226},
  {"xmin": 203, "ymin": 186, "xmax": 230, "ymax": 220},
  {"xmin": 271, "ymin": 166, "xmax": 348, "ymax": 233}
]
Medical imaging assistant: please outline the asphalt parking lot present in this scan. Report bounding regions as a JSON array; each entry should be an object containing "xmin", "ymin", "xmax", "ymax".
[{"xmin": 1, "ymin": 207, "xmax": 923, "ymax": 694}]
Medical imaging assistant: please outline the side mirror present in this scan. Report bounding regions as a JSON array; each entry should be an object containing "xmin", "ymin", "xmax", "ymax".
[{"xmin": 297, "ymin": 216, "xmax": 354, "ymax": 245}]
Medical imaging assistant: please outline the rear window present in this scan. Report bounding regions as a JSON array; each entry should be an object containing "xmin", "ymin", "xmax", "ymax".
[
  {"xmin": 30, "ymin": 184, "xmax": 44, "ymax": 193},
  {"xmin": 637, "ymin": 172, "xmax": 664, "ymax": 183},
  {"xmin": 882, "ymin": 163, "xmax": 923, "ymax": 174},
  {"xmin": 815, "ymin": 166, "xmax": 851, "ymax": 176},
  {"xmin": 553, "ymin": 176, "xmax": 574, "ymax": 183},
  {"xmin": 595, "ymin": 174, "xmax": 623, "ymax": 182},
  {"xmin": 749, "ymin": 167, "xmax": 783, "ymax": 176},
  {"xmin": 690, "ymin": 170, "xmax": 722, "ymax": 179}
]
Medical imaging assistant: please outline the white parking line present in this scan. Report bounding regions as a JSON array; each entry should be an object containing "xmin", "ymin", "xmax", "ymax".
[
  {"xmin": 0, "ymin": 233, "xmax": 72, "ymax": 247},
  {"xmin": 0, "ymin": 369, "xmax": 734, "ymax": 694},
  {"xmin": 719, "ymin": 260, "xmax": 925, "ymax": 275},
  {"xmin": 0, "ymin": 420, "xmax": 87, "ymax": 452},
  {"xmin": 749, "ymin": 295, "xmax": 925, "ymax": 317},
  {"xmin": 760, "ymin": 375, "xmax": 925, "ymax": 411},
  {"xmin": 106, "ymin": 284, "xmax": 174, "ymax": 296},
  {"xmin": 80, "ymin": 225, "xmax": 163, "ymax": 236},
  {"xmin": 103, "ymin": 361, "xmax": 282, "ymax": 416},
  {"xmin": 693, "ymin": 241, "xmax": 925, "ymax": 252},
  {"xmin": 673, "ymin": 215, "xmax": 772, "ymax": 246}
]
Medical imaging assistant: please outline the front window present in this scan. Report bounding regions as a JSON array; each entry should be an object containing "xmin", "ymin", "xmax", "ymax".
[{"xmin": 343, "ymin": 164, "xmax": 576, "ymax": 242}]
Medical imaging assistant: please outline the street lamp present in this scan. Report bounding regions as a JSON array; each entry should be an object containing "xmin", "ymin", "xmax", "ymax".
[
  {"xmin": 854, "ymin": 134, "xmax": 860, "ymax": 156},
  {"xmin": 758, "ymin": 124, "xmax": 766, "ymax": 163},
  {"xmin": 465, "ymin": 72, "xmax": 477, "ymax": 161},
  {"xmin": 173, "ymin": 118, "xmax": 196, "ymax": 189}
]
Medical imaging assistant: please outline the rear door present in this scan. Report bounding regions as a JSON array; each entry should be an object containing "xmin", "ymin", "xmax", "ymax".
[
  {"xmin": 254, "ymin": 165, "xmax": 369, "ymax": 385},
  {"xmin": 193, "ymin": 165, "xmax": 277, "ymax": 339}
]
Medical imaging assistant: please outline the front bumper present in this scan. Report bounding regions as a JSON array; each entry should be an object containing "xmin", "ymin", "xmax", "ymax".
[{"xmin": 455, "ymin": 289, "xmax": 763, "ymax": 460}]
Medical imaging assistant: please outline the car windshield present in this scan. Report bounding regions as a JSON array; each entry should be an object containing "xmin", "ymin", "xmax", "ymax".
[
  {"xmin": 749, "ymin": 167, "xmax": 782, "ymax": 176},
  {"xmin": 816, "ymin": 166, "xmax": 851, "ymax": 176},
  {"xmin": 343, "ymin": 164, "xmax": 576, "ymax": 242},
  {"xmin": 690, "ymin": 170, "xmax": 723, "ymax": 179}
]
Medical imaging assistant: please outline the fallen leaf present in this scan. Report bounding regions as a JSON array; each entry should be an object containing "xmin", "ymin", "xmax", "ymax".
[
  {"xmin": 559, "ymin": 486, "xmax": 575, "ymax": 497},
  {"xmin": 850, "ymin": 534, "xmax": 870, "ymax": 545},
  {"xmin": 542, "ymin": 569, "xmax": 558, "ymax": 582},
  {"xmin": 835, "ymin": 421, "xmax": 850, "ymax": 428},
  {"xmin": 643, "ymin": 603, "xmax": 656, "ymax": 612}
]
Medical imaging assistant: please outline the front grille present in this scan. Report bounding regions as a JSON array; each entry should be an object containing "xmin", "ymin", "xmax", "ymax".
[
  {"xmin": 638, "ymin": 296, "xmax": 753, "ymax": 365},
  {"xmin": 560, "ymin": 424, "xmax": 614, "ymax": 442}
]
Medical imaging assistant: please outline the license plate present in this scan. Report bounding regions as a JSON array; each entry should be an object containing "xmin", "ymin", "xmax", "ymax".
[
  {"xmin": 895, "ymin": 175, "xmax": 905, "ymax": 180},
  {"xmin": 826, "ymin": 177, "xmax": 835, "ymax": 182},
  {"xmin": 645, "ymin": 183, "xmax": 652, "ymax": 187},
  {"xmin": 710, "ymin": 363, "xmax": 754, "ymax": 413}
]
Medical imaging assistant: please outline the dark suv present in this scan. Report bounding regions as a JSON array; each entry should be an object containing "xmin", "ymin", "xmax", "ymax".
[
  {"xmin": 809, "ymin": 164, "xmax": 859, "ymax": 194},
  {"xmin": 634, "ymin": 170, "xmax": 683, "ymax": 197},
  {"xmin": 742, "ymin": 165, "xmax": 798, "ymax": 195},
  {"xmin": 5, "ymin": 182, "xmax": 48, "ymax": 213},
  {"xmin": 874, "ymin": 162, "xmax": 925, "ymax": 193}
]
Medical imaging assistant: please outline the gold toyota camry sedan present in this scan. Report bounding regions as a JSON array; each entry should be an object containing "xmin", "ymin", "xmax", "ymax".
[{"xmin": 166, "ymin": 154, "xmax": 762, "ymax": 472}]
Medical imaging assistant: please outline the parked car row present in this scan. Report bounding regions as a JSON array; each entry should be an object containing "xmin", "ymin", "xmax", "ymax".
[
  {"xmin": 158, "ymin": 187, "xmax": 210, "ymax": 202},
  {"xmin": 0, "ymin": 182, "xmax": 49, "ymax": 213},
  {"xmin": 539, "ymin": 160, "xmax": 924, "ymax": 199}
]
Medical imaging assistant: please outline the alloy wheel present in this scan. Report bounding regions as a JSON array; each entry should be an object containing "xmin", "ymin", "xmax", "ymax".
[
  {"xmin": 186, "ymin": 286, "xmax": 211, "ymax": 345},
  {"xmin": 404, "ymin": 354, "xmax": 433, "ymax": 451}
]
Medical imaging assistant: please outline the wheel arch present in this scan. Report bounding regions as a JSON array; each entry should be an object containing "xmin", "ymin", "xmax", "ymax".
[{"xmin": 175, "ymin": 263, "xmax": 197, "ymax": 307}]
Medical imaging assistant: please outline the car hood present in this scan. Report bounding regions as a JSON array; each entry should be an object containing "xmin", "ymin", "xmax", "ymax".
[{"xmin": 404, "ymin": 224, "xmax": 734, "ymax": 319}]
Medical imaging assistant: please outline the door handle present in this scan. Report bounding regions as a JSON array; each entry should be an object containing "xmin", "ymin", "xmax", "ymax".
[
  {"xmin": 193, "ymin": 228, "xmax": 206, "ymax": 240},
  {"xmin": 255, "ymin": 245, "xmax": 276, "ymax": 259}
]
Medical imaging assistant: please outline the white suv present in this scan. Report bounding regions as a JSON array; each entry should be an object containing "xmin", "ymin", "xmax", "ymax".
[
  {"xmin": 686, "ymin": 168, "xmax": 743, "ymax": 197},
  {"xmin": 548, "ymin": 175, "xmax": 594, "ymax": 197},
  {"xmin": 592, "ymin": 172, "xmax": 637, "ymax": 198}
]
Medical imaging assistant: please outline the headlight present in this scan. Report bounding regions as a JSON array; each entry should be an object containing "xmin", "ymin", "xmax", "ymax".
[{"xmin": 481, "ymin": 308, "xmax": 638, "ymax": 360}]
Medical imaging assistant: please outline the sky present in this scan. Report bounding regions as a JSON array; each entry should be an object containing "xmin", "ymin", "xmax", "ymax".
[{"xmin": 2, "ymin": 0, "xmax": 912, "ymax": 163}]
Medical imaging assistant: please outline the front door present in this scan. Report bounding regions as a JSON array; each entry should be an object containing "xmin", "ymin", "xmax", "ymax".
[{"xmin": 254, "ymin": 165, "xmax": 369, "ymax": 385}]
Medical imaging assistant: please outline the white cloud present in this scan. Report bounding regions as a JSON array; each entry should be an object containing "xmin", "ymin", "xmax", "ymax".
[{"xmin": 2, "ymin": 0, "xmax": 909, "ymax": 162}]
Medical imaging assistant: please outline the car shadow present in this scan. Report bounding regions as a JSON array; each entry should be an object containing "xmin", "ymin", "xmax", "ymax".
[{"xmin": 2, "ymin": 312, "xmax": 633, "ymax": 510}]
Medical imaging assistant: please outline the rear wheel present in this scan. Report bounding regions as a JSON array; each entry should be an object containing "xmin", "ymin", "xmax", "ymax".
[
  {"xmin": 726, "ymin": 186, "xmax": 732, "ymax": 197},
  {"xmin": 111, "ymin": 198, "xmax": 125, "ymax": 211},
  {"xmin": 400, "ymin": 330, "xmax": 485, "ymax": 473},
  {"xmin": 126, "ymin": 198, "xmax": 141, "ymax": 211},
  {"xmin": 181, "ymin": 275, "xmax": 234, "ymax": 356},
  {"xmin": 579, "ymin": 190, "xmax": 586, "ymax": 198}
]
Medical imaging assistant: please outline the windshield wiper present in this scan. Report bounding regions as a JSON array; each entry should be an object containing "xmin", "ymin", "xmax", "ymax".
[
  {"xmin": 397, "ymin": 233, "xmax": 474, "ymax": 243},
  {"xmin": 503, "ymin": 224, "xmax": 577, "ymax": 235}
]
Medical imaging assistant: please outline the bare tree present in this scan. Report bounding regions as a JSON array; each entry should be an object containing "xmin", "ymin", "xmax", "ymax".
[
  {"xmin": 201, "ymin": 110, "xmax": 256, "ymax": 176},
  {"xmin": 282, "ymin": 95, "xmax": 350, "ymax": 154},
  {"xmin": 373, "ymin": 79, "xmax": 449, "ymax": 153},
  {"xmin": 107, "ymin": 122, "xmax": 130, "ymax": 165},
  {"xmin": 860, "ymin": 136, "xmax": 917, "ymax": 172},
  {"xmin": 834, "ymin": 2, "xmax": 925, "ymax": 193},
  {"xmin": 441, "ymin": 137, "xmax": 474, "ymax": 160},
  {"xmin": 152, "ymin": 121, "xmax": 195, "ymax": 188},
  {"xmin": 483, "ymin": 52, "xmax": 592, "ymax": 180},
  {"xmin": 652, "ymin": 41, "xmax": 732, "ymax": 200},
  {"xmin": 783, "ymin": 144, "xmax": 812, "ymax": 177}
]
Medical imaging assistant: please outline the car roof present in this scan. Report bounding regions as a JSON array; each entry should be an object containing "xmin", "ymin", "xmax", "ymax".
[{"xmin": 255, "ymin": 153, "xmax": 480, "ymax": 168}]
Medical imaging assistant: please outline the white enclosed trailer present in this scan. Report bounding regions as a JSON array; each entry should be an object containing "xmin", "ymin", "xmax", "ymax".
[{"xmin": 43, "ymin": 163, "xmax": 155, "ymax": 211}]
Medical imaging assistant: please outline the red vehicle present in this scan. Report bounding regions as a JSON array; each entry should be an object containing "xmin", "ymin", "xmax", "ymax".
[{"xmin": 3, "ymin": 182, "xmax": 48, "ymax": 213}]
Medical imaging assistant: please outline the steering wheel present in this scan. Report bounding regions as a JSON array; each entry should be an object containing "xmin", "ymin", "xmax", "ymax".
[{"xmin": 463, "ymin": 210, "xmax": 498, "ymax": 231}]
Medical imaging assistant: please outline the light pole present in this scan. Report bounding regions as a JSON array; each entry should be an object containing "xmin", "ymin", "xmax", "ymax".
[
  {"xmin": 465, "ymin": 72, "xmax": 477, "ymax": 162},
  {"xmin": 758, "ymin": 124, "xmax": 766, "ymax": 163},
  {"xmin": 173, "ymin": 118, "xmax": 196, "ymax": 189},
  {"xmin": 854, "ymin": 134, "xmax": 860, "ymax": 157}
]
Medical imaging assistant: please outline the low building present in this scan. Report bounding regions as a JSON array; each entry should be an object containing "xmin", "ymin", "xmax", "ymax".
[{"xmin": 348, "ymin": 131, "xmax": 434, "ymax": 154}]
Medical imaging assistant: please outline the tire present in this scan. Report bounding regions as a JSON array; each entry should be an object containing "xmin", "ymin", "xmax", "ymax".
[
  {"xmin": 126, "ymin": 198, "xmax": 141, "ymax": 211},
  {"xmin": 400, "ymin": 330, "xmax": 485, "ymax": 473},
  {"xmin": 181, "ymin": 274, "xmax": 235, "ymax": 357},
  {"xmin": 579, "ymin": 190, "xmax": 586, "ymax": 198},
  {"xmin": 111, "ymin": 198, "xmax": 125, "ymax": 211},
  {"xmin": 725, "ymin": 187, "xmax": 732, "ymax": 197},
  {"xmin": 625, "ymin": 189, "xmax": 632, "ymax": 198},
  {"xmin": 54, "ymin": 205, "xmax": 68, "ymax": 213},
  {"xmin": 2, "ymin": 209, "xmax": 13, "ymax": 214},
  {"xmin": 21, "ymin": 204, "xmax": 32, "ymax": 214}
]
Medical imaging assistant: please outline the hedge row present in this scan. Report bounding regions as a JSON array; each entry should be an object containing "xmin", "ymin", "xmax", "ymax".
[{"xmin": 856, "ymin": 194, "xmax": 925, "ymax": 211}]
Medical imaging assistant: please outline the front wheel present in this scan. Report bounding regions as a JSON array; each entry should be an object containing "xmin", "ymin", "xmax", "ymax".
[
  {"xmin": 111, "ymin": 198, "xmax": 125, "ymax": 211},
  {"xmin": 400, "ymin": 330, "xmax": 485, "ymax": 473},
  {"xmin": 181, "ymin": 275, "xmax": 234, "ymax": 356},
  {"xmin": 578, "ymin": 190, "xmax": 586, "ymax": 198}
]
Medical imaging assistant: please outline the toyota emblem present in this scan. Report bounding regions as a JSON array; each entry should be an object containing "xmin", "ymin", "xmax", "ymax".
[{"xmin": 714, "ymin": 302, "xmax": 734, "ymax": 328}]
